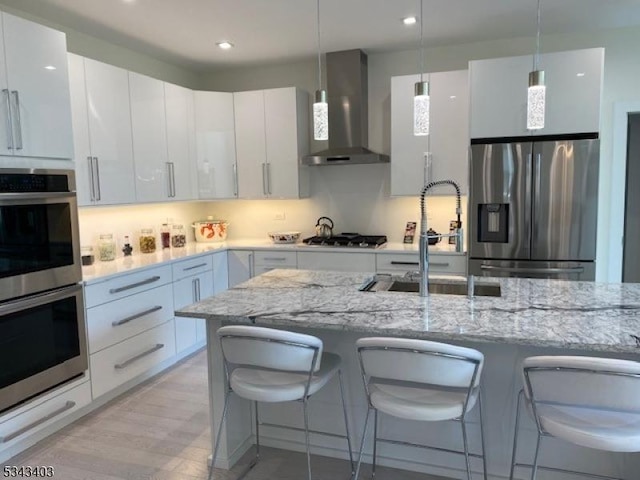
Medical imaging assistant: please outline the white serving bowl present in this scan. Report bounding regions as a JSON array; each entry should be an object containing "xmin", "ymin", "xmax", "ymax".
[{"xmin": 268, "ymin": 231, "xmax": 301, "ymax": 244}]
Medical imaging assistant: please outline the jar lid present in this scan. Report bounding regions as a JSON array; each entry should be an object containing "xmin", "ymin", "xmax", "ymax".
[
  {"xmin": 99, "ymin": 233, "xmax": 113, "ymax": 239},
  {"xmin": 140, "ymin": 228, "xmax": 154, "ymax": 234}
]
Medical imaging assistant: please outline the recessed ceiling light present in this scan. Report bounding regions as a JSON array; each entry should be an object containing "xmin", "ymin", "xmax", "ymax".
[
  {"xmin": 403, "ymin": 16, "xmax": 417, "ymax": 26},
  {"xmin": 44, "ymin": 65, "xmax": 56, "ymax": 70},
  {"xmin": 576, "ymin": 72, "xmax": 586, "ymax": 77},
  {"xmin": 216, "ymin": 41, "xmax": 234, "ymax": 50}
]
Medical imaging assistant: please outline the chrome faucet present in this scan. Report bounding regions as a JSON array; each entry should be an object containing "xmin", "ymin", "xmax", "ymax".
[{"xmin": 419, "ymin": 180, "xmax": 463, "ymax": 297}]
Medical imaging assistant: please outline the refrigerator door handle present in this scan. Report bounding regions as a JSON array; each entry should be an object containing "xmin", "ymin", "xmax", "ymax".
[
  {"xmin": 532, "ymin": 152, "xmax": 542, "ymax": 246},
  {"xmin": 480, "ymin": 265, "xmax": 585, "ymax": 274}
]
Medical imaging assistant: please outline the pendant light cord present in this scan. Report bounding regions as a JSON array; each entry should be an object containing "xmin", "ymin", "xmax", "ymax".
[
  {"xmin": 534, "ymin": 0, "xmax": 542, "ymax": 70},
  {"xmin": 419, "ymin": 0, "xmax": 424, "ymax": 82},
  {"xmin": 317, "ymin": 0, "xmax": 322, "ymax": 91}
]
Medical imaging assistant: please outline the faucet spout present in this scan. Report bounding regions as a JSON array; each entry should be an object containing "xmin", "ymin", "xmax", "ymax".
[{"xmin": 419, "ymin": 180, "xmax": 463, "ymax": 297}]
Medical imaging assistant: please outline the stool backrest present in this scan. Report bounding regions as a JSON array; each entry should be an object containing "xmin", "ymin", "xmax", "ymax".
[
  {"xmin": 524, "ymin": 356, "xmax": 640, "ymax": 413},
  {"xmin": 356, "ymin": 337, "xmax": 484, "ymax": 389},
  {"xmin": 218, "ymin": 325, "xmax": 323, "ymax": 373}
]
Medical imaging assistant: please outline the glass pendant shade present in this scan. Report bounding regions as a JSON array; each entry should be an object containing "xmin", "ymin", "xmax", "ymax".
[
  {"xmin": 527, "ymin": 70, "xmax": 546, "ymax": 130},
  {"xmin": 313, "ymin": 90, "xmax": 328, "ymax": 141},
  {"xmin": 413, "ymin": 81, "xmax": 430, "ymax": 136}
]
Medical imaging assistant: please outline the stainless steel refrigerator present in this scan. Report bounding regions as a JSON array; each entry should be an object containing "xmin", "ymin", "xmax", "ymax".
[{"xmin": 468, "ymin": 136, "xmax": 599, "ymax": 280}]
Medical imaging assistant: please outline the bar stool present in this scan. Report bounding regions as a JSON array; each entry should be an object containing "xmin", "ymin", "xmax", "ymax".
[
  {"xmin": 509, "ymin": 355, "xmax": 640, "ymax": 480},
  {"xmin": 354, "ymin": 337, "xmax": 488, "ymax": 480},
  {"xmin": 208, "ymin": 325, "xmax": 354, "ymax": 480}
]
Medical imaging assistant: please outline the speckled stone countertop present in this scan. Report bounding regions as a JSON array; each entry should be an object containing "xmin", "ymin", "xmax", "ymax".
[{"xmin": 175, "ymin": 269, "xmax": 640, "ymax": 353}]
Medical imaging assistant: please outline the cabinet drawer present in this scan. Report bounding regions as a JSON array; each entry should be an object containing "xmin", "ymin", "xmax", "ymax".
[
  {"xmin": 172, "ymin": 255, "xmax": 213, "ymax": 281},
  {"xmin": 297, "ymin": 252, "xmax": 375, "ymax": 273},
  {"xmin": 254, "ymin": 265, "xmax": 297, "ymax": 276},
  {"xmin": 376, "ymin": 253, "xmax": 467, "ymax": 275},
  {"xmin": 254, "ymin": 251, "xmax": 297, "ymax": 267},
  {"xmin": 0, "ymin": 380, "xmax": 91, "ymax": 448},
  {"xmin": 87, "ymin": 283, "xmax": 174, "ymax": 354},
  {"xmin": 90, "ymin": 320, "xmax": 176, "ymax": 399},
  {"xmin": 85, "ymin": 265, "xmax": 172, "ymax": 308}
]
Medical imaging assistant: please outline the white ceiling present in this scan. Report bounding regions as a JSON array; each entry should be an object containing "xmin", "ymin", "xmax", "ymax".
[{"xmin": 4, "ymin": 0, "xmax": 640, "ymax": 71}]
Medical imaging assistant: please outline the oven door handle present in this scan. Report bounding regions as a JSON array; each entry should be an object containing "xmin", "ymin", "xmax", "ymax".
[
  {"xmin": 479, "ymin": 265, "xmax": 585, "ymax": 275},
  {"xmin": 0, "ymin": 284, "xmax": 82, "ymax": 317},
  {"xmin": 0, "ymin": 192, "xmax": 76, "ymax": 201}
]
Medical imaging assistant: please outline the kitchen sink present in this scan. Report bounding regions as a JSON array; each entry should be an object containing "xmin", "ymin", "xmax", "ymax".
[{"xmin": 360, "ymin": 275, "xmax": 501, "ymax": 297}]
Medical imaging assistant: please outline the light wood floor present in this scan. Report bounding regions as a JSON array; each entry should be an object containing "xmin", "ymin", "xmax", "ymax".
[{"xmin": 5, "ymin": 350, "xmax": 449, "ymax": 480}]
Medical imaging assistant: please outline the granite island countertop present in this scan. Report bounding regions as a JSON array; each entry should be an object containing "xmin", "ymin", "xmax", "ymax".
[{"xmin": 175, "ymin": 269, "xmax": 640, "ymax": 353}]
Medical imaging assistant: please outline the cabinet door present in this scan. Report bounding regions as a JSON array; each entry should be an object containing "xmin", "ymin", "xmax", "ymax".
[
  {"xmin": 84, "ymin": 58, "xmax": 136, "ymax": 205},
  {"xmin": 165, "ymin": 82, "xmax": 196, "ymax": 201},
  {"xmin": 429, "ymin": 70, "xmax": 469, "ymax": 194},
  {"xmin": 194, "ymin": 91, "xmax": 237, "ymax": 199},
  {"xmin": 297, "ymin": 252, "xmax": 376, "ymax": 273},
  {"xmin": 234, "ymin": 90, "xmax": 267, "ymax": 198},
  {"xmin": 469, "ymin": 55, "xmax": 531, "ymax": 139},
  {"xmin": 130, "ymin": 72, "xmax": 169, "ymax": 203},
  {"xmin": 212, "ymin": 251, "xmax": 229, "ymax": 294},
  {"xmin": 228, "ymin": 250, "xmax": 253, "ymax": 287},
  {"xmin": 0, "ymin": 19, "xmax": 10, "ymax": 156},
  {"xmin": 390, "ymin": 73, "xmax": 431, "ymax": 196},
  {"xmin": 264, "ymin": 87, "xmax": 305, "ymax": 198},
  {"xmin": 67, "ymin": 54, "xmax": 93, "ymax": 206},
  {"xmin": 1, "ymin": 12, "xmax": 73, "ymax": 160},
  {"xmin": 195, "ymin": 271, "xmax": 214, "ymax": 342},
  {"xmin": 173, "ymin": 275, "xmax": 199, "ymax": 354}
]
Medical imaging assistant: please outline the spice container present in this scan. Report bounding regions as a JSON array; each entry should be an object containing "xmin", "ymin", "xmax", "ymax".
[
  {"xmin": 161, "ymin": 223, "xmax": 170, "ymax": 249},
  {"xmin": 122, "ymin": 236, "xmax": 133, "ymax": 256},
  {"xmin": 98, "ymin": 234, "xmax": 116, "ymax": 261},
  {"xmin": 81, "ymin": 246, "xmax": 95, "ymax": 266},
  {"xmin": 171, "ymin": 224, "xmax": 186, "ymax": 248},
  {"xmin": 139, "ymin": 228, "xmax": 157, "ymax": 254}
]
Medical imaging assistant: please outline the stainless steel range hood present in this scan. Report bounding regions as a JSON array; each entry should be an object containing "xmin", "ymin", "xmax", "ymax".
[{"xmin": 302, "ymin": 49, "xmax": 389, "ymax": 165}]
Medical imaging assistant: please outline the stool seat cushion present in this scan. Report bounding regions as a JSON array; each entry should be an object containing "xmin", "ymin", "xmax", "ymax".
[
  {"xmin": 531, "ymin": 402, "xmax": 640, "ymax": 452},
  {"xmin": 369, "ymin": 381, "xmax": 479, "ymax": 422},
  {"xmin": 230, "ymin": 352, "xmax": 341, "ymax": 403}
]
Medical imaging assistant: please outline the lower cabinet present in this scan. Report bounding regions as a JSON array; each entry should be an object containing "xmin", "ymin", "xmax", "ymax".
[
  {"xmin": 376, "ymin": 252, "xmax": 467, "ymax": 276},
  {"xmin": 228, "ymin": 250, "xmax": 254, "ymax": 287},
  {"xmin": 253, "ymin": 250, "xmax": 297, "ymax": 275},
  {"xmin": 173, "ymin": 269, "xmax": 213, "ymax": 355},
  {"xmin": 297, "ymin": 251, "xmax": 376, "ymax": 273}
]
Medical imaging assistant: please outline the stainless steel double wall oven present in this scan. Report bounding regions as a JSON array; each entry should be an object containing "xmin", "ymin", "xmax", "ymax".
[{"xmin": 0, "ymin": 169, "xmax": 87, "ymax": 413}]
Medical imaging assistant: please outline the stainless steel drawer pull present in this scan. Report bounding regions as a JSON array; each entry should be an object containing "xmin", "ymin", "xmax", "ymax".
[
  {"xmin": 183, "ymin": 263, "xmax": 207, "ymax": 271},
  {"xmin": 112, "ymin": 305, "xmax": 162, "ymax": 327},
  {"xmin": 2, "ymin": 89, "xmax": 11, "ymax": 150},
  {"xmin": 109, "ymin": 276, "xmax": 161, "ymax": 294},
  {"xmin": 480, "ymin": 265, "xmax": 584, "ymax": 274},
  {"xmin": 11, "ymin": 91, "xmax": 22, "ymax": 150},
  {"xmin": 390, "ymin": 261, "xmax": 419, "ymax": 266},
  {"xmin": 114, "ymin": 344, "xmax": 164, "ymax": 370},
  {"xmin": 0, "ymin": 401, "xmax": 76, "ymax": 444},
  {"xmin": 263, "ymin": 257, "xmax": 287, "ymax": 262},
  {"xmin": 430, "ymin": 262, "xmax": 450, "ymax": 267}
]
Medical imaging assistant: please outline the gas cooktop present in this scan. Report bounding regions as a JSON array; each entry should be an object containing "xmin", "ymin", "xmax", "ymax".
[{"xmin": 302, "ymin": 233, "xmax": 387, "ymax": 248}]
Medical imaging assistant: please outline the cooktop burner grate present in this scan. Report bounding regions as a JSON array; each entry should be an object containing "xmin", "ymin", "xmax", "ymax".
[{"xmin": 302, "ymin": 233, "xmax": 387, "ymax": 248}]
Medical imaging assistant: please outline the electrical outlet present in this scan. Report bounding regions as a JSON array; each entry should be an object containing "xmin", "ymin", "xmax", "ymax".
[{"xmin": 274, "ymin": 212, "xmax": 286, "ymax": 221}]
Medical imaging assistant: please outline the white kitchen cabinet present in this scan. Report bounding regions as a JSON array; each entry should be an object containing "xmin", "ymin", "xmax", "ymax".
[
  {"xmin": 228, "ymin": 250, "xmax": 254, "ymax": 287},
  {"xmin": 375, "ymin": 252, "xmax": 466, "ymax": 276},
  {"xmin": 234, "ymin": 87, "xmax": 309, "ymax": 199},
  {"xmin": 469, "ymin": 48, "xmax": 604, "ymax": 138},
  {"xmin": 70, "ymin": 55, "xmax": 136, "ymax": 206},
  {"xmin": 165, "ymin": 82, "xmax": 197, "ymax": 201},
  {"xmin": 173, "ymin": 270, "xmax": 213, "ymax": 354},
  {"xmin": 391, "ymin": 70, "xmax": 469, "ymax": 196},
  {"xmin": 129, "ymin": 72, "xmax": 169, "ymax": 203},
  {"xmin": 212, "ymin": 251, "xmax": 229, "ymax": 294},
  {"xmin": 297, "ymin": 251, "xmax": 376, "ymax": 273},
  {"xmin": 253, "ymin": 250, "xmax": 297, "ymax": 275},
  {"xmin": 194, "ymin": 91, "xmax": 238, "ymax": 199},
  {"xmin": 0, "ymin": 12, "xmax": 73, "ymax": 160}
]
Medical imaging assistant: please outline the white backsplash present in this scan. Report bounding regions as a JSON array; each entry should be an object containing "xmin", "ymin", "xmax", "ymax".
[{"xmin": 78, "ymin": 164, "xmax": 468, "ymax": 251}]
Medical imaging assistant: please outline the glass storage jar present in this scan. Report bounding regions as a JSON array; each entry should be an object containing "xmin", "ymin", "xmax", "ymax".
[
  {"xmin": 161, "ymin": 223, "xmax": 170, "ymax": 249},
  {"xmin": 171, "ymin": 224, "xmax": 186, "ymax": 248},
  {"xmin": 81, "ymin": 246, "xmax": 95, "ymax": 266},
  {"xmin": 139, "ymin": 228, "xmax": 157, "ymax": 253},
  {"xmin": 98, "ymin": 234, "xmax": 116, "ymax": 261}
]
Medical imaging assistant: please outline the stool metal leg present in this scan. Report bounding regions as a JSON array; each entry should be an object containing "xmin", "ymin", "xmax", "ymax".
[
  {"xmin": 354, "ymin": 407, "xmax": 373, "ymax": 480},
  {"xmin": 371, "ymin": 409, "xmax": 378, "ymax": 479},
  {"xmin": 509, "ymin": 390, "xmax": 524, "ymax": 480},
  {"xmin": 530, "ymin": 433, "xmax": 542, "ymax": 480},
  {"xmin": 338, "ymin": 369, "xmax": 355, "ymax": 475},
  {"xmin": 303, "ymin": 398, "xmax": 313, "ymax": 480},
  {"xmin": 478, "ymin": 392, "xmax": 488, "ymax": 480},
  {"xmin": 254, "ymin": 401, "xmax": 260, "ymax": 461},
  {"xmin": 461, "ymin": 417, "xmax": 472, "ymax": 480},
  {"xmin": 208, "ymin": 390, "xmax": 232, "ymax": 480}
]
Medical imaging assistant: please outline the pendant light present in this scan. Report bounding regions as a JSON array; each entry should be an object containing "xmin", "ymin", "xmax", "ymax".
[
  {"xmin": 313, "ymin": 0, "xmax": 328, "ymax": 141},
  {"xmin": 413, "ymin": 0, "xmax": 429, "ymax": 136},
  {"xmin": 527, "ymin": 0, "xmax": 545, "ymax": 130}
]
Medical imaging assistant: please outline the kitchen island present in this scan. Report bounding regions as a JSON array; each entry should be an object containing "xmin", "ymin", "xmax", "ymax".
[{"xmin": 176, "ymin": 269, "xmax": 640, "ymax": 479}]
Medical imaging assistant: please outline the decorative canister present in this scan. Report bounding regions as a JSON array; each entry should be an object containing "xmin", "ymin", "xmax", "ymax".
[
  {"xmin": 139, "ymin": 228, "xmax": 157, "ymax": 254},
  {"xmin": 98, "ymin": 234, "xmax": 116, "ymax": 261}
]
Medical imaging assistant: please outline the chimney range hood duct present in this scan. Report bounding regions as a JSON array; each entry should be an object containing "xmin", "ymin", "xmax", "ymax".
[{"xmin": 302, "ymin": 49, "xmax": 390, "ymax": 165}]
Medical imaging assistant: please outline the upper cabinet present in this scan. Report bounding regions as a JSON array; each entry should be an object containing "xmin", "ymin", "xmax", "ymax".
[
  {"xmin": 234, "ymin": 87, "xmax": 309, "ymax": 199},
  {"xmin": 194, "ymin": 91, "xmax": 238, "ymax": 199},
  {"xmin": 0, "ymin": 12, "xmax": 73, "ymax": 160},
  {"xmin": 391, "ymin": 70, "xmax": 469, "ymax": 196},
  {"xmin": 469, "ymin": 48, "xmax": 604, "ymax": 139},
  {"xmin": 68, "ymin": 54, "xmax": 136, "ymax": 206}
]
